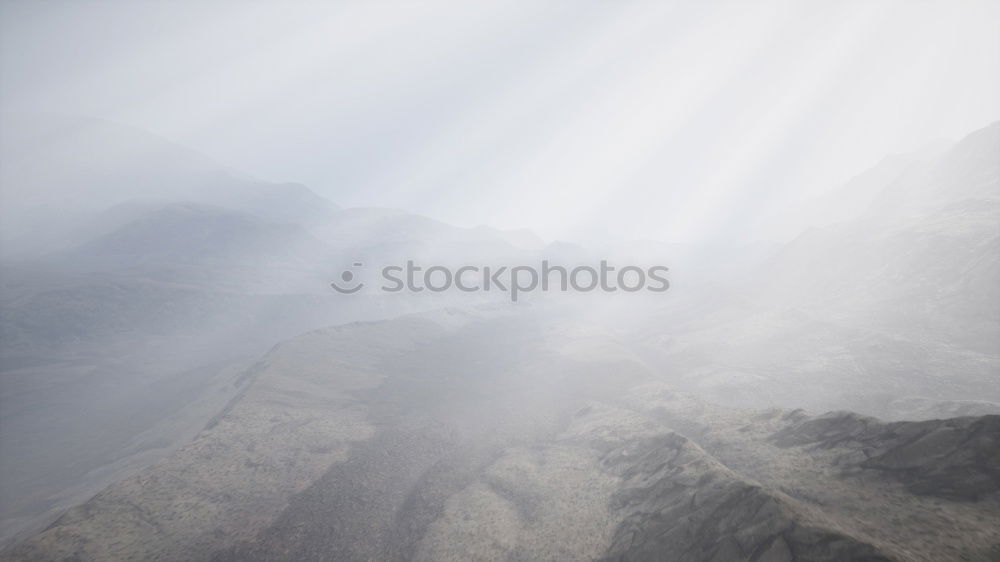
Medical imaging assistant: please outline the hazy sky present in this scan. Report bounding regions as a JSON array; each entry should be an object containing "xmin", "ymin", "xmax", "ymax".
[{"xmin": 2, "ymin": 0, "xmax": 998, "ymax": 244}]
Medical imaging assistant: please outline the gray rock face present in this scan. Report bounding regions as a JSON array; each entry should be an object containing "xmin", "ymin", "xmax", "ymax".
[
  {"xmin": 773, "ymin": 412, "xmax": 1000, "ymax": 500},
  {"xmin": 599, "ymin": 433, "xmax": 891, "ymax": 562}
]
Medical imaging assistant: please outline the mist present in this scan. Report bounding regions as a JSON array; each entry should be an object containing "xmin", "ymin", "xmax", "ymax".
[
  {"xmin": 3, "ymin": 0, "xmax": 998, "ymax": 243},
  {"xmin": 1, "ymin": 1, "xmax": 999, "ymax": 561}
]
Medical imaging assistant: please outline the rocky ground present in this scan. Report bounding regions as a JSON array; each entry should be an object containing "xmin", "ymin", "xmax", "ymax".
[{"xmin": 5, "ymin": 309, "xmax": 999, "ymax": 561}]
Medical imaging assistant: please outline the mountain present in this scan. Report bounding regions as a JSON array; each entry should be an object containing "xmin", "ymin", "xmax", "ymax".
[
  {"xmin": 763, "ymin": 121, "xmax": 1000, "ymax": 334},
  {"xmin": 6, "ymin": 310, "xmax": 997, "ymax": 561},
  {"xmin": 65, "ymin": 202, "xmax": 335, "ymax": 268},
  {"xmin": 0, "ymin": 115, "xmax": 545, "ymax": 547},
  {"xmin": 798, "ymin": 140, "xmax": 949, "ymax": 229},
  {"xmin": 0, "ymin": 114, "xmax": 340, "ymax": 256},
  {"xmin": 0, "ymin": 114, "xmax": 545, "ymax": 262},
  {"xmin": 626, "ymin": 122, "xmax": 1000, "ymax": 420},
  {"xmin": 2, "ymin": 115, "xmax": 998, "ymax": 559}
]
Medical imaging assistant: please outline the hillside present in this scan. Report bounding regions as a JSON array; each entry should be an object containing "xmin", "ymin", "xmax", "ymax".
[
  {"xmin": 6, "ymin": 310, "xmax": 997, "ymax": 561},
  {"xmin": 627, "ymin": 122, "xmax": 1000, "ymax": 420},
  {"xmin": 2, "ymin": 118, "xmax": 998, "ymax": 561},
  {"xmin": 0, "ymin": 116, "xmax": 535, "ymax": 546}
]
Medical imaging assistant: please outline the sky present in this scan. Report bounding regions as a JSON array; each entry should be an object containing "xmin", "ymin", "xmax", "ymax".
[{"xmin": 1, "ymin": 0, "xmax": 998, "ymax": 245}]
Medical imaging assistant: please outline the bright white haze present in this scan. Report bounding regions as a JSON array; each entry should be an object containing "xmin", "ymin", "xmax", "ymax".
[{"xmin": 1, "ymin": 0, "xmax": 998, "ymax": 245}]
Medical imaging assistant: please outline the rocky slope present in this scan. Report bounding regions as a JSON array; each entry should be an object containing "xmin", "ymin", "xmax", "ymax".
[
  {"xmin": 0, "ymin": 115, "xmax": 537, "ymax": 545},
  {"xmin": 625, "ymin": 122, "xmax": 1000, "ymax": 421},
  {"xmin": 6, "ymin": 310, "xmax": 998, "ymax": 561}
]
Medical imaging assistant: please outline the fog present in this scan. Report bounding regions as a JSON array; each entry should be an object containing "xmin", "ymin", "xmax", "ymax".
[
  {"xmin": 3, "ymin": 0, "xmax": 998, "ymax": 244},
  {"xmin": 1, "ymin": 2, "xmax": 999, "ymax": 560}
]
